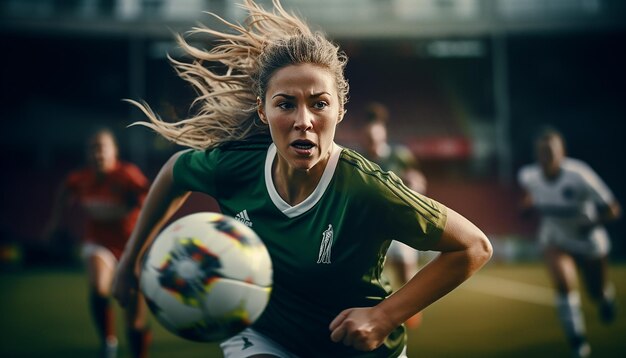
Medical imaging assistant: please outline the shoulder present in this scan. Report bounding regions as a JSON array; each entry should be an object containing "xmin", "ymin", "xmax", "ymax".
[
  {"xmin": 517, "ymin": 163, "xmax": 540, "ymax": 185},
  {"xmin": 65, "ymin": 167, "xmax": 92, "ymax": 187},
  {"xmin": 180, "ymin": 137, "xmax": 270, "ymax": 160},
  {"xmin": 115, "ymin": 161, "xmax": 149, "ymax": 185},
  {"xmin": 393, "ymin": 144, "xmax": 416, "ymax": 163},
  {"xmin": 561, "ymin": 158, "xmax": 608, "ymax": 189},
  {"xmin": 338, "ymin": 147, "xmax": 387, "ymax": 181},
  {"xmin": 116, "ymin": 161, "xmax": 145, "ymax": 176},
  {"xmin": 391, "ymin": 144, "xmax": 414, "ymax": 158},
  {"xmin": 337, "ymin": 147, "xmax": 407, "ymax": 197},
  {"xmin": 175, "ymin": 137, "xmax": 271, "ymax": 181},
  {"xmin": 561, "ymin": 158, "xmax": 594, "ymax": 176},
  {"xmin": 217, "ymin": 135, "xmax": 273, "ymax": 153},
  {"xmin": 339, "ymin": 147, "xmax": 447, "ymax": 235}
]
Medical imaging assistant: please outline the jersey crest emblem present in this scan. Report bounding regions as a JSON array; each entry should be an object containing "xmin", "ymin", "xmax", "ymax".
[
  {"xmin": 317, "ymin": 224, "xmax": 334, "ymax": 264},
  {"xmin": 561, "ymin": 186, "xmax": 576, "ymax": 201}
]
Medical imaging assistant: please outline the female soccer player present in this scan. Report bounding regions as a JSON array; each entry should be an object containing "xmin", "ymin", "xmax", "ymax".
[
  {"xmin": 44, "ymin": 128, "xmax": 151, "ymax": 358},
  {"xmin": 113, "ymin": 1, "xmax": 492, "ymax": 357},
  {"xmin": 518, "ymin": 127, "xmax": 621, "ymax": 358}
]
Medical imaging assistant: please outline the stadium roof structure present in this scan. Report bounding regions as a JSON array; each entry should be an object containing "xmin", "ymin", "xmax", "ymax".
[{"xmin": 1, "ymin": 0, "xmax": 625, "ymax": 40}]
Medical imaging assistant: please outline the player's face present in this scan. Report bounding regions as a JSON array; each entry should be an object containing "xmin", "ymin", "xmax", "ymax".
[
  {"xmin": 362, "ymin": 122, "xmax": 387, "ymax": 159},
  {"xmin": 88, "ymin": 132, "xmax": 118, "ymax": 173},
  {"xmin": 536, "ymin": 136, "xmax": 564, "ymax": 176},
  {"xmin": 259, "ymin": 63, "xmax": 343, "ymax": 173}
]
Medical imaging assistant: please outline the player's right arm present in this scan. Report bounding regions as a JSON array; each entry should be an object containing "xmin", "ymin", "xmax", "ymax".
[
  {"xmin": 42, "ymin": 183, "xmax": 68, "ymax": 240},
  {"xmin": 113, "ymin": 151, "xmax": 191, "ymax": 308},
  {"xmin": 519, "ymin": 189, "xmax": 535, "ymax": 219},
  {"xmin": 517, "ymin": 167, "xmax": 536, "ymax": 219},
  {"xmin": 42, "ymin": 175, "xmax": 75, "ymax": 242}
]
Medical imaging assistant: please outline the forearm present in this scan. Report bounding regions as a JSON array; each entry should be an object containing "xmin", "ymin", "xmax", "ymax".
[
  {"xmin": 598, "ymin": 202, "xmax": 621, "ymax": 224},
  {"xmin": 579, "ymin": 201, "xmax": 621, "ymax": 231},
  {"xmin": 377, "ymin": 245, "xmax": 489, "ymax": 326},
  {"xmin": 377, "ymin": 207, "xmax": 492, "ymax": 327}
]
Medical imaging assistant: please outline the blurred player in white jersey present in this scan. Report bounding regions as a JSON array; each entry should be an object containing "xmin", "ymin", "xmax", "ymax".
[{"xmin": 518, "ymin": 127, "xmax": 621, "ymax": 358}]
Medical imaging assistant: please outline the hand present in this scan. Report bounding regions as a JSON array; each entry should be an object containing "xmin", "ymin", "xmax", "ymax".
[
  {"xmin": 112, "ymin": 256, "xmax": 139, "ymax": 308},
  {"xmin": 577, "ymin": 216, "xmax": 598, "ymax": 237},
  {"xmin": 578, "ymin": 221, "xmax": 598, "ymax": 237},
  {"xmin": 329, "ymin": 306, "xmax": 396, "ymax": 351}
]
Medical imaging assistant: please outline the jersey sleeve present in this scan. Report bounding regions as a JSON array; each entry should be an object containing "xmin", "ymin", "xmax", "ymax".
[
  {"xmin": 172, "ymin": 148, "xmax": 220, "ymax": 196},
  {"xmin": 63, "ymin": 169, "xmax": 88, "ymax": 199},
  {"xmin": 377, "ymin": 172, "xmax": 447, "ymax": 250},
  {"xmin": 575, "ymin": 161, "xmax": 615, "ymax": 205},
  {"xmin": 122, "ymin": 163, "xmax": 150, "ymax": 194},
  {"xmin": 517, "ymin": 165, "xmax": 532, "ymax": 190}
]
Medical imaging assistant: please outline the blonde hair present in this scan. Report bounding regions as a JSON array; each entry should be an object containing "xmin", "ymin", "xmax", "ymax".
[{"xmin": 128, "ymin": 0, "xmax": 349, "ymax": 150}]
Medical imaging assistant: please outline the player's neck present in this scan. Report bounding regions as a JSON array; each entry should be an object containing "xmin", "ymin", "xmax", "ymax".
[
  {"xmin": 94, "ymin": 160, "xmax": 119, "ymax": 175},
  {"xmin": 272, "ymin": 155, "xmax": 328, "ymax": 207},
  {"xmin": 542, "ymin": 167, "xmax": 561, "ymax": 181}
]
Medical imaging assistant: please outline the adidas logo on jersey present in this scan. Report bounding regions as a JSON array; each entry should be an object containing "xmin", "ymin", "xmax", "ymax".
[{"xmin": 235, "ymin": 210, "xmax": 253, "ymax": 227}]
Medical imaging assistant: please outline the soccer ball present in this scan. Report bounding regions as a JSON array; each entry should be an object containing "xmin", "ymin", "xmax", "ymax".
[{"xmin": 140, "ymin": 212, "xmax": 272, "ymax": 342}]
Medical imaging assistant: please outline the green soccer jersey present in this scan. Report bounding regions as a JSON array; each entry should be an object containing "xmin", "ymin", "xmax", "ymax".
[
  {"xmin": 374, "ymin": 144, "xmax": 417, "ymax": 175},
  {"xmin": 173, "ymin": 138, "xmax": 447, "ymax": 358}
]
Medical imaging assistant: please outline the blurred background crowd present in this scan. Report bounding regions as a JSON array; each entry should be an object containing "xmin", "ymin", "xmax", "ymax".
[{"xmin": 1, "ymin": 0, "xmax": 625, "ymax": 267}]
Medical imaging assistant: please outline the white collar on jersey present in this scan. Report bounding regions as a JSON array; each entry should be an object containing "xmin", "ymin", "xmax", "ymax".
[{"xmin": 264, "ymin": 142, "xmax": 342, "ymax": 218}]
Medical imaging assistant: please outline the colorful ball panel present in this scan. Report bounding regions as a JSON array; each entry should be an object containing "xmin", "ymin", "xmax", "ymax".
[{"xmin": 140, "ymin": 212, "xmax": 273, "ymax": 342}]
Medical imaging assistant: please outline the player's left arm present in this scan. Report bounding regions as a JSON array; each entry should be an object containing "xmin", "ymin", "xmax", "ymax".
[
  {"xmin": 329, "ymin": 207, "xmax": 492, "ymax": 351},
  {"xmin": 579, "ymin": 164, "xmax": 622, "ymax": 227},
  {"xmin": 583, "ymin": 201, "xmax": 622, "ymax": 234},
  {"xmin": 122, "ymin": 163, "xmax": 151, "ymax": 210}
]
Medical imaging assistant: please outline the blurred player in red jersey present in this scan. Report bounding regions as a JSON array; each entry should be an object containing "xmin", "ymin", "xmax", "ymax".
[{"xmin": 43, "ymin": 128, "xmax": 151, "ymax": 358}]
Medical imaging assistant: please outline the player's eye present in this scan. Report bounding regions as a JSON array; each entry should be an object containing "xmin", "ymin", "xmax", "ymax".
[
  {"xmin": 312, "ymin": 101, "xmax": 329, "ymax": 110},
  {"xmin": 277, "ymin": 101, "xmax": 294, "ymax": 110}
]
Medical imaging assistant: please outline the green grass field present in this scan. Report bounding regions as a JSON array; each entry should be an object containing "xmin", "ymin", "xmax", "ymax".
[{"xmin": 1, "ymin": 262, "xmax": 625, "ymax": 357}]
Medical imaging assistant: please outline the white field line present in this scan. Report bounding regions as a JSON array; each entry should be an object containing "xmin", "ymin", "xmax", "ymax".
[{"xmin": 461, "ymin": 274, "xmax": 555, "ymax": 306}]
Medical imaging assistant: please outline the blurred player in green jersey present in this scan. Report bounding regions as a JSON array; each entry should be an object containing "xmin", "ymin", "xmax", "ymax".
[
  {"xmin": 361, "ymin": 102, "xmax": 427, "ymax": 329},
  {"xmin": 113, "ymin": 1, "xmax": 492, "ymax": 357}
]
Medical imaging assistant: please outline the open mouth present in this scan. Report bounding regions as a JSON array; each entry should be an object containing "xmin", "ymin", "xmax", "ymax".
[{"xmin": 291, "ymin": 139, "xmax": 315, "ymax": 150}]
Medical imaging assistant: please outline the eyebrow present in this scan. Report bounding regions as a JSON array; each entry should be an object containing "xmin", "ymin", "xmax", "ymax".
[{"xmin": 271, "ymin": 92, "xmax": 332, "ymax": 99}]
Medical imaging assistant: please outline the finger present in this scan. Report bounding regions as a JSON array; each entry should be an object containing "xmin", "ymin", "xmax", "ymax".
[
  {"xmin": 329, "ymin": 309, "xmax": 350, "ymax": 330},
  {"xmin": 342, "ymin": 331, "xmax": 354, "ymax": 347},
  {"xmin": 329, "ymin": 322, "xmax": 347, "ymax": 343}
]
